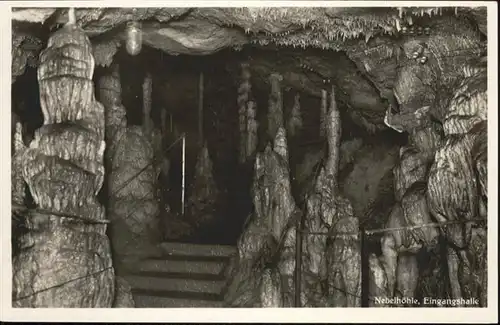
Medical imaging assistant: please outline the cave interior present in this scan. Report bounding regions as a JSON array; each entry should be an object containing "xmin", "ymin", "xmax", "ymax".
[{"xmin": 10, "ymin": 6, "xmax": 488, "ymax": 308}]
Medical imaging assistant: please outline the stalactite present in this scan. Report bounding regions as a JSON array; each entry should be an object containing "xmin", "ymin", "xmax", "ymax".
[
  {"xmin": 267, "ymin": 73, "xmax": 284, "ymax": 141},
  {"xmin": 14, "ymin": 19, "xmax": 115, "ymax": 307},
  {"xmin": 287, "ymin": 93, "xmax": 302, "ymax": 137},
  {"xmin": 325, "ymin": 86, "xmax": 341, "ymax": 181},
  {"xmin": 142, "ymin": 71, "xmax": 153, "ymax": 139},
  {"xmin": 238, "ymin": 63, "xmax": 252, "ymax": 163},
  {"xmin": 320, "ymin": 89, "xmax": 327, "ymax": 137}
]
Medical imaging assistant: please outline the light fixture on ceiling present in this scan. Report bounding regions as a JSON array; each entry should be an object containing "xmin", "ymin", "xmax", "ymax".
[{"xmin": 125, "ymin": 20, "xmax": 143, "ymax": 56}]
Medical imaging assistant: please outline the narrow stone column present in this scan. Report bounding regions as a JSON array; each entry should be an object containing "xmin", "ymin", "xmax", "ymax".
[
  {"xmin": 14, "ymin": 20, "xmax": 115, "ymax": 307},
  {"xmin": 237, "ymin": 63, "xmax": 252, "ymax": 163},
  {"xmin": 267, "ymin": 73, "xmax": 284, "ymax": 141},
  {"xmin": 287, "ymin": 93, "xmax": 302, "ymax": 138},
  {"xmin": 246, "ymin": 100, "xmax": 259, "ymax": 161},
  {"xmin": 320, "ymin": 89, "xmax": 328, "ymax": 137},
  {"xmin": 142, "ymin": 71, "xmax": 153, "ymax": 138}
]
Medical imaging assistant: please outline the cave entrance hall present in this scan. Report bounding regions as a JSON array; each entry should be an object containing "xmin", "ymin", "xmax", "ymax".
[{"xmin": 11, "ymin": 6, "xmax": 488, "ymax": 309}]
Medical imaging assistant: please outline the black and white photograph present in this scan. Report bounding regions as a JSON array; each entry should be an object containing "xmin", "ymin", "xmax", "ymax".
[{"xmin": 1, "ymin": 1, "xmax": 497, "ymax": 322}]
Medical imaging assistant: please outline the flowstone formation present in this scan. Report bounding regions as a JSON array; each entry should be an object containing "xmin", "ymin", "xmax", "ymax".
[{"xmin": 13, "ymin": 19, "xmax": 115, "ymax": 307}]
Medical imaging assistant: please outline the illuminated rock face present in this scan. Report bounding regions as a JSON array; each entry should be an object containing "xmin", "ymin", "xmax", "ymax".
[{"xmin": 13, "ymin": 24, "xmax": 115, "ymax": 307}]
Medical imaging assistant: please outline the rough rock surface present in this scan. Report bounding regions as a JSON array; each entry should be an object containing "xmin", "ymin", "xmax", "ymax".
[{"xmin": 13, "ymin": 23, "xmax": 115, "ymax": 307}]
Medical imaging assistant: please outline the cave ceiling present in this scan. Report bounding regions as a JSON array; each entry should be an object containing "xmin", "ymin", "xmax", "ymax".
[{"xmin": 12, "ymin": 6, "xmax": 487, "ymax": 132}]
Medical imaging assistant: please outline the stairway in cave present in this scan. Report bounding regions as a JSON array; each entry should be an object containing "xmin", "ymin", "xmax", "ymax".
[{"xmin": 121, "ymin": 242, "xmax": 237, "ymax": 307}]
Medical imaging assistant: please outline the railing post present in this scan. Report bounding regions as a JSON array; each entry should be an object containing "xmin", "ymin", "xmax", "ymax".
[
  {"xmin": 294, "ymin": 213, "xmax": 304, "ymax": 307},
  {"xmin": 360, "ymin": 226, "xmax": 369, "ymax": 307},
  {"xmin": 181, "ymin": 133, "xmax": 186, "ymax": 216}
]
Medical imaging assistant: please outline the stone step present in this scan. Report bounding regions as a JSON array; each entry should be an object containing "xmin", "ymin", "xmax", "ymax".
[
  {"xmin": 158, "ymin": 242, "xmax": 237, "ymax": 258},
  {"xmin": 133, "ymin": 292, "xmax": 225, "ymax": 308},
  {"xmin": 124, "ymin": 274, "xmax": 226, "ymax": 295},
  {"xmin": 131, "ymin": 259, "xmax": 226, "ymax": 276}
]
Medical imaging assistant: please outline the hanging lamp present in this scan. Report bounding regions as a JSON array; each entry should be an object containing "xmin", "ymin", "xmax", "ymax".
[{"xmin": 125, "ymin": 19, "xmax": 143, "ymax": 56}]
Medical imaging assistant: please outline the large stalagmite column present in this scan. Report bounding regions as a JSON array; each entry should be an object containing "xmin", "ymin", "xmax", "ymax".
[
  {"xmin": 98, "ymin": 63, "xmax": 136, "ymax": 307},
  {"xmin": 14, "ymin": 18, "xmax": 115, "ymax": 307},
  {"xmin": 302, "ymin": 86, "xmax": 360, "ymax": 307}
]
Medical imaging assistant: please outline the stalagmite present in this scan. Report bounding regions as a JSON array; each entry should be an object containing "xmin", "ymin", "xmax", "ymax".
[
  {"xmin": 98, "ymin": 63, "xmax": 135, "ymax": 307},
  {"xmin": 226, "ymin": 124, "xmax": 296, "ymax": 307},
  {"xmin": 267, "ymin": 73, "xmax": 284, "ymax": 141},
  {"xmin": 187, "ymin": 143, "xmax": 219, "ymax": 227},
  {"xmin": 14, "ymin": 12, "xmax": 115, "ymax": 306},
  {"xmin": 287, "ymin": 93, "xmax": 303, "ymax": 137},
  {"xmin": 302, "ymin": 86, "xmax": 360, "ymax": 307},
  {"xmin": 101, "ymin": 65, "xmax": 160, "ymax": 265}
]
